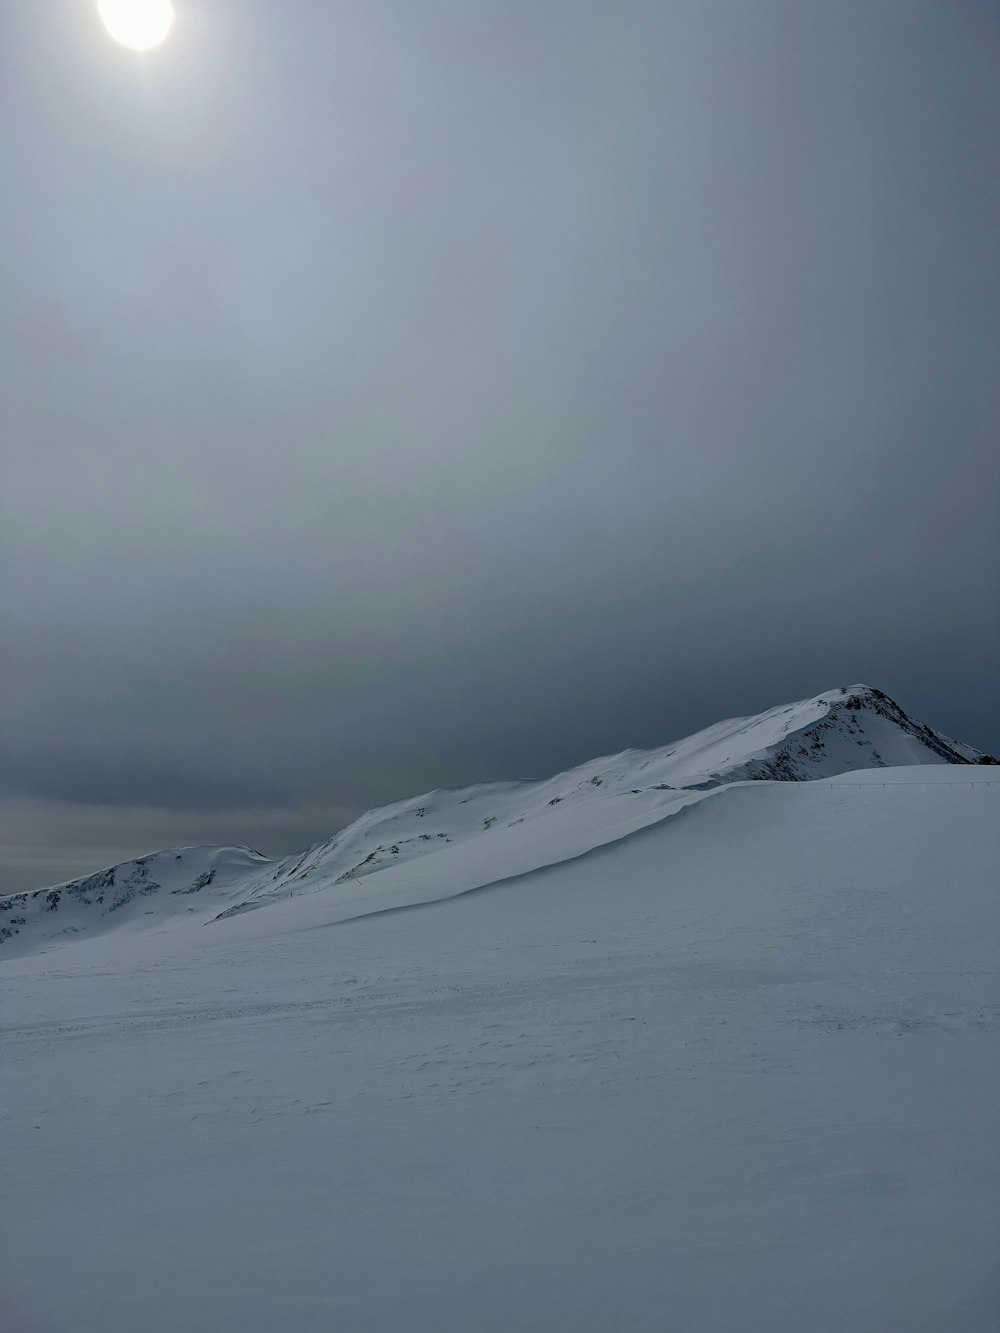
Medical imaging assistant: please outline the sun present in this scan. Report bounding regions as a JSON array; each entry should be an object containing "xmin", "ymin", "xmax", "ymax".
[{"xmin": 98, "ymin": 0, "xmax": 175, "ymax": 51}]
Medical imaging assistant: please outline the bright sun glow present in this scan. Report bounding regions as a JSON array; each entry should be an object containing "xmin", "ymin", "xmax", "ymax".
[{"xmin": 98, "ymin": 0, "xmax": 175, "ymax": 51}]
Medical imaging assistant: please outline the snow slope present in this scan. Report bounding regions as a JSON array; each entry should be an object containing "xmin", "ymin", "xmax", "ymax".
[
  {"xmin": 1, "ymin": 684, "xmax": 992, "ymax": 957},
  {"xmin": 2, "ymin": 770, "xmax": 997, "ymax": 1333}
]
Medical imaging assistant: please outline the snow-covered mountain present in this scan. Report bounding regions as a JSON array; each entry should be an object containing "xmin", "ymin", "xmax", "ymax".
[
  {"xmin": 2, "ymin": 683, "xmax": 992, "ymax": 956},
  {"xmin": 0, "ymin": 845, "xmax": 271, "ymax": 952}
]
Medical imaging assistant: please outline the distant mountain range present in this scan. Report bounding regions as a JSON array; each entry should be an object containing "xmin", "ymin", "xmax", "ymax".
[{"xmin": 2, "ymin": 683, "xmax": 994, "ymax": 956}]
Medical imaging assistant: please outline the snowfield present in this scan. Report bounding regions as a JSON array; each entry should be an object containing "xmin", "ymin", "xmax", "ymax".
[{"xmin": 2, "ymin": 690, "xmax": 998, "ymax": 1331}]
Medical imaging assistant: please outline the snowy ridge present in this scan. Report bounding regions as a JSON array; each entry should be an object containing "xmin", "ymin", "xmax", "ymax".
[
  {"xmin": 216, "ymin": 683, "xmax": 992, "ymax": 913},
  {"xmin": 0, "ymin": 845, "xmax": 271, "ymax": 954},
  {"xmin": 2, "ymin": 684, "xmax": 993, "ymax": 956}
]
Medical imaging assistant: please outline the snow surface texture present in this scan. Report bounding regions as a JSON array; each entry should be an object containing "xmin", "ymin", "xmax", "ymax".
[
  {"xmin": 1, "ymin": 683, "xmax": 992, "ymax": 957},
  {"xmin": 2, "ymin": 767, "xmax": 998, "ymax": 1333}
]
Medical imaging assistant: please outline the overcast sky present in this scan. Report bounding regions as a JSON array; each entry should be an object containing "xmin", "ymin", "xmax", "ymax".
[{"xmin": 2, "ymin": 0, "xmax": 998, "ymax": 892}]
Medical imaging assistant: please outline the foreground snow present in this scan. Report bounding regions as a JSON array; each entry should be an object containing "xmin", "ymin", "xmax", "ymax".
[{"xmin": 2, "ymin": 770, "xmax": 997, "ymax": 1332}]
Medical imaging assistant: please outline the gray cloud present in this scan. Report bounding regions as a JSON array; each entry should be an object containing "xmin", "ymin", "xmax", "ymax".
[{"xmin": 2, "ymin": 0, "xmax": 998, "ymax": 892}]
